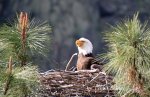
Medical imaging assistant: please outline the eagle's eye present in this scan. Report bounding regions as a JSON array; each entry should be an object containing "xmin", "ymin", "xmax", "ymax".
[{"xmin": 76, "ymin": 40, "xmax": 85, "ymax": 47}]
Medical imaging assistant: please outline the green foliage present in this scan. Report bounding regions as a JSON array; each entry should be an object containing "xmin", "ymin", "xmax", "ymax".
[
  {"xmin": 0, "ymin": 12, "xmax": 51, "ymax": 96},
  {"xmin": 27, "ymin": 21, "xmax": 51, "ymax": 56},
  {"xmin": 0, "ymin": 65, "xmax": 39, "ymax": 97},
  {"xmin": 104, "ymin": 14, "xmax": 150, "ymax": 96},
  {"xmin": 0, "ymin": 15, "xmax": 51, "ymax": 66}
]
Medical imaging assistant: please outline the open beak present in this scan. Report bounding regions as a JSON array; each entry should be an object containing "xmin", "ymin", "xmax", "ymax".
[{"xmin": 76, "ymin": 40, "xmax": 84, "ymax": 47}]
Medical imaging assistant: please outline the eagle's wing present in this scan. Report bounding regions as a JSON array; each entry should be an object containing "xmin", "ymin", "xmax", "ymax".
[
  {"xmin": 76, "ymin": 55, "xmax": 94, "ymax": 70},
  {"xmin": 92, "ymin": 56, "xmax": 104, "ymax": 65},
  {"xmin": 77, "ymin": 54, "xmax": 104, "ymax": 70},
  {"xmin": 90, "ymin": 56, "xmax": 104, "ymax": 71},
  {"xmin": 83, "ymin": 57, "xmax": 94, "ymax": 69}
]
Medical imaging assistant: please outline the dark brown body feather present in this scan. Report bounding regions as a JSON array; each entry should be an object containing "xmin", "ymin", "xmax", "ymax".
[
  {"xmin": 76, "ymin": 53, "xmax": 103, "ymax": 70},
  {"xmin": 76, "ymin": 53, "xmax": 93, "ymax": 70}
]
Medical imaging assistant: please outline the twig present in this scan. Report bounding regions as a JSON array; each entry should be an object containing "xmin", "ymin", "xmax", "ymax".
[
  {"xmin": 4, "ymin": 56, "xmax": 13, "ymax": 95},
  {"xmin": 105, "ymin": 74, "xmax": 110, "ymax": 96},
  {"xmin": 89, "ymin": 71, "xmax": 106, "ymax": 83},
  {"xmin": 65, "ymin": 53, "xmax": 77, "ymax": 71}
]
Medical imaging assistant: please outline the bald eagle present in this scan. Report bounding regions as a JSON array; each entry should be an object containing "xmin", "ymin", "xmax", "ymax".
[{"xmin": 75, "ymin": 37, "xmax": 103, "ymax": 70}]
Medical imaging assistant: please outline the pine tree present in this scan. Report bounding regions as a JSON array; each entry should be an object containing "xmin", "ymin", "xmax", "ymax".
[
  {"xmin": 0, "ymin": 12, "xmax": 51, "ymax": 96},
  {"xmin": 104, "ymin": 14, "xmax": 150, "ymax": 97},
  {"xmin": 0, "ymin": 12, "xmax": 51, "ymax": 66}
]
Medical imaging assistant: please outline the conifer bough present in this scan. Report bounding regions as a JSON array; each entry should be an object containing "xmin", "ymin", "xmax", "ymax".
[
  {"xmin": 0, "ymin": 12, "xmax": 51, "ymax": 66},
  {"xmin": 104, "ymin": 14, "xmax": 150, "ymax": 97}
]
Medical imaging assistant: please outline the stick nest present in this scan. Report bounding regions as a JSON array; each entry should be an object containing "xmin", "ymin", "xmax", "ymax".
[{"xmin": 39, "ymin": 69, "xmax": 115, "ymax": 97}]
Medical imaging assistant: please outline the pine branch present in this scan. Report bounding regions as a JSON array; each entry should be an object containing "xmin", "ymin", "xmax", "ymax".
[
  {"xmin": 4, "ymin": 56, "xmax": 13, "ymax": 95},
  {"xmin": 104, "ymin": 13, "xmax": 150, "ymax": 96}
]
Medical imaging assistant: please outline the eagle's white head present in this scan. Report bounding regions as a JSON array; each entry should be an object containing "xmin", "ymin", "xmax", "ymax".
[{"xmin": 75, "ymin": 37, "xmax": 93, "ymax": 56}]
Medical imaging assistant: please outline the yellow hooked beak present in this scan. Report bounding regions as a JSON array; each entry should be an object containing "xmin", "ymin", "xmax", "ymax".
[{"xmin": 75, "ymin": 40, "xmax": 85, "ymax": 47}]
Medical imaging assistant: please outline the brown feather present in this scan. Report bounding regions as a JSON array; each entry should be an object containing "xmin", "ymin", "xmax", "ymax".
[
  {"xmin": 76, "ymin": 53, "xmax": 104, "ymax": 71},
  {"xmin": 76, "ymin": 53, "xmax": 94, "ymax": 70}
]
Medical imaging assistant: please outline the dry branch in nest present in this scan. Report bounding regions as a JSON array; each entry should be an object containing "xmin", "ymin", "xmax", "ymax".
[{"xmin": 39, "ymin": 69, "xmax": 115, "ymax": 97}]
